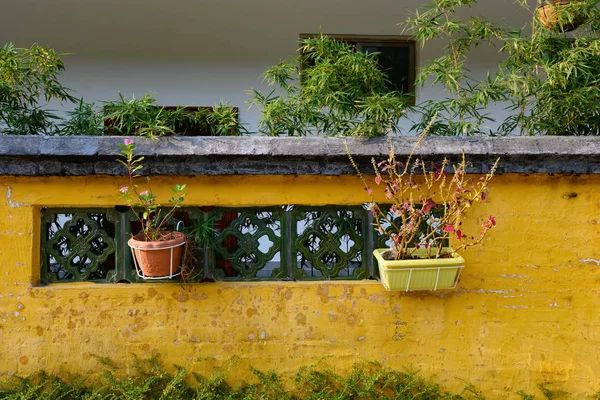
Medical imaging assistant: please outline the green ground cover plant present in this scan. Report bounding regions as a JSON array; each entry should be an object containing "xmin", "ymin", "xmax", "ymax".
[
  {"xmin": 0, "ymin": 356, "xmax": 481, "ymax": 400},
  {"xmin": 0, "ymin": 356, "xmax": 576, "ymax": 400}
]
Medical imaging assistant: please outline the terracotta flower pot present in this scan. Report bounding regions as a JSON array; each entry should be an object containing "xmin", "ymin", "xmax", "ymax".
[
  {"xmin": 537, "ymin": 0, "xmax": 585, "ymax": 32},
  {"xmin": 128, "ymin": 231, "xmax": 186, "ymax": 278}
]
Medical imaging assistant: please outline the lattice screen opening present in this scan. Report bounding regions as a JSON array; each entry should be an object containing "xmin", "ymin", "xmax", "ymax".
[
  {"xmin": 294, "ymin": 208, "xmax": 367, "ymax": 279},
  {"xmin": 42, "ymin": 211, "xmax": 117, "ymax": 282},
  {"xmin": 212, "ymin": 209, "xmax": 284, "ymax": 280}
]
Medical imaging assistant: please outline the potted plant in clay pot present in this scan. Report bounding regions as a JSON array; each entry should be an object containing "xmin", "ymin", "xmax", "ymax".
[
  {"xmin": 537, "ymin": 0, "xmax": 587, "ymax": 32},
  {"xmin": 348, "ymin": 125, "xmax": 499, "ymax": 291},
  {"xmin": 118, "ymin": 139, "xmax": 187, "ymax": 279}
]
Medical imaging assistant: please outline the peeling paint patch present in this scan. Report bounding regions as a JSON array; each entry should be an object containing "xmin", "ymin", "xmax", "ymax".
[
  {"xmin": 504, "ymin": 305, "xmax": 528, "ymax": 310},
  {"xmin": 500, "ymin": 274, "xmax": 528, "ymax": 279},
  {"xmin": 5, "ymin": 186, "xmax": 28, "ymax": 208},
  {"xmin": 367, "ymin": 294, "xmax": 387, "ymax": 305},
  {"xmin": 296, "ymin": 313, "xmax": 306, "ymax": 326},
  {"xmin": 172, "ymin": 292, "xmax": 189, "ymax": 302},
  {"xmin": 246, "ymin": 308, "xmax": 258, "ymax": 317},
  {"xmin": 316, "ymin": 285, "xmax": 330, "ymax": 303},
  {"xmin": 132, "ymin": 294, "xmax": 144, "ymax": 304},
  {"xmin": 580, "ymin": 258, "xmax": 600, "ymax": 266},
  {"xmin": 0, "ymin": 231, "xmax": 26, "ymax": 236}
]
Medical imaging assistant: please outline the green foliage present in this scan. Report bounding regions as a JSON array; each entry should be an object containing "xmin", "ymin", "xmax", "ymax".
[
  {"xmin": 404, "ymin": 1, "xmax": 506, "ymax": 136},
  {"xmin": 99, "ymin": 355, "xmax": 195, "ymax": 399},
  {"xmin": 0, "ymin": 357, "xmax": 487, "ymax": 400},
  {"xmin": 517, "ymin": 391, "xmax": 535, "ymax": 400},
  {"xmin": 0, "ymin": 43, "xmax": 75, "ymax": 135},
  {"xmin": 406, "ymin": 0, "xmax": 600, "ymax": 136},
  {"xmin": 104, "ymin": 93, "xmax": 177, "ymax": 139},
  {"xmin": 0, "ymin": 42, "xmax": 243, "ymax": 137},
  {"xmin": 179, "ymin": 214, "xmax": 216, "ymax": 281},
  {"xmin": 209, "ymin": 102, "xmax": 245, "ymax": 136},
  {"xmin": 499, "ymin": 0, "xmax": 600, "ymax": 136},
  {"xmin": 104, "ymin": 93, "xmax": 243, "ymax": 139},
  {"xmin": 58, "ymin": 99, "xmax": 104, "ymax": 136},
  {"xmin": 294, "ymin": 358, "xmax": 481, "ymax": 399},
  {"xmin": 516, "ymin": 383, "xmax": 571, "ymax": 399},
  {"xmin": 517, "ymin": 383, "xmax": 576, "ymax": 400},
  {"xmin": 536, "ymin": 383, "xmax": 570, "ymax": 399},
  {"xmin": 249, "ymin": 34, "xmax": 409, "ymax": 137}
]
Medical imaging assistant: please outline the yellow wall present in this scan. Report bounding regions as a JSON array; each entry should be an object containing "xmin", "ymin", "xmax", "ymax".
[{"xmin": 1, "ymin": 174, "xmax": 599, "ymax": 398}]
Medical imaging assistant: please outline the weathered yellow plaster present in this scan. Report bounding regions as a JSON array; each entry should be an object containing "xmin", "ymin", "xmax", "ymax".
[{"xmin": 0, "ymin": 174, "xmax": 599, "ymax": 398}]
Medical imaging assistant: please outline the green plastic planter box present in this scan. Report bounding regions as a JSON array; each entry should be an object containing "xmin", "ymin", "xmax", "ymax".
[{"xmin": 373, "ymin": 248, "xmax": 464, "ymax": 291}]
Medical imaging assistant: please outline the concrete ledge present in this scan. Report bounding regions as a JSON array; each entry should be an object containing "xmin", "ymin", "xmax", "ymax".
[{"xmin": 0, "ymin": 136, "xmax": 599, "ymax": 175}]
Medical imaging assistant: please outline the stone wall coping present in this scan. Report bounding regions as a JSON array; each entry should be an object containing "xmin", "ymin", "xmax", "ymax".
[{"xmin": 0, "ymin": 135, "xmax": 599, "ymax": 175}]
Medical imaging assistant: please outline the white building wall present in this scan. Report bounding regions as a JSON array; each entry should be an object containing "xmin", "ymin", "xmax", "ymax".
[{"xmin": 1, "ymin": 0, "xmax": 531, "ymax": 133}]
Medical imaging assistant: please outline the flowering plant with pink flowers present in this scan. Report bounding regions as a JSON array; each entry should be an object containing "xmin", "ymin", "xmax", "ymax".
[
  {"xmin": 348, "ymin": 131, "xmax": 499, "ymax": 261},
  {"xmin": 118, "ymin": 139, "xmax": 187, "ymax": 242}
]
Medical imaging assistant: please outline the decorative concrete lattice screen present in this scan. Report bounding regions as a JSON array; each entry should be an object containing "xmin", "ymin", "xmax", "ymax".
[
  {"xmin": 41, "ymin": 206, "xmax": 447, "ymax": 283},
  {"xmin": 41, "ymin": 206, "xmax": 397, "ymax": 283}
]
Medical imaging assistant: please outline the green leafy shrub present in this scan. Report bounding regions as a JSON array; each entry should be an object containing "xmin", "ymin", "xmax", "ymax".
[
  {"xmin": 104, "ymin": 93, "xmax": 243, "ymax": 139},
  {"xmin": 498, "ymin": 1, "xmax": 600, "ymax": 136},
  {"xmin": 406, "ymin": 0, "xmax": 600, "ymax": 136},
  {"xmin": 249, "ymin": 34, "xmax": 409, "ymax": 137},
  {"xmin": 104, "ymin": 93, "xmax": 173, "ymax": 138},
  {"xmin": 0, "ymin": 43, "xmax": 75, "ymax": 135},
  {"xmin": 58, "ymin": 99, "xmax": 104, "ymax": 136}
]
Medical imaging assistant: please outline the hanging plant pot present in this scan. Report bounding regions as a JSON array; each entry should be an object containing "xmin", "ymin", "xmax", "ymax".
[
  {"xmin": 373, "ymin": 248, "xmax": 464, "ymax": 291},
  {"xmin": 537, "ymin": 0, "xmax": 585, "ymax": 32},
  {"xmin": 128, "ymin": 231, "xmax": 186, "ymax": 279}
]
